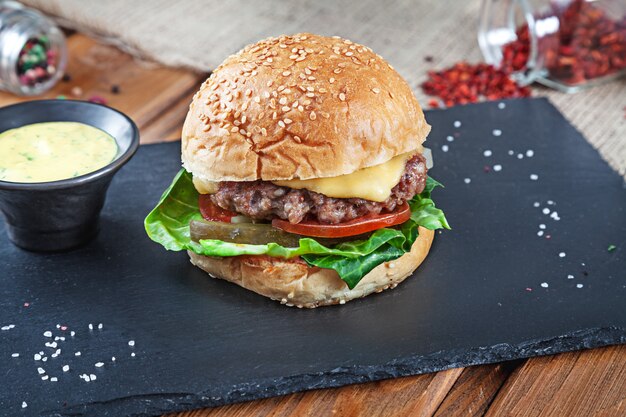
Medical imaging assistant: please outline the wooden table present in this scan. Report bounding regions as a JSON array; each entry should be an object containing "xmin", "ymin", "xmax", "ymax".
[{"xmin": 1, "ymin": 34, "xmax": 624, "ymax": 417}]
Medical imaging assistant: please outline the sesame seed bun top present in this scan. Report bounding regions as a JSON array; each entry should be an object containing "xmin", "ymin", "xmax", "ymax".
[{"xmin": 182, "ymin": 33, "xmax": 431, "ymax": 182}]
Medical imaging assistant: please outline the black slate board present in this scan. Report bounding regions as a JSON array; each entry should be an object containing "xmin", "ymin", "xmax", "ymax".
[{"xmin": 1, "ymin": 98, "xmax": 625, "ymax": 417}]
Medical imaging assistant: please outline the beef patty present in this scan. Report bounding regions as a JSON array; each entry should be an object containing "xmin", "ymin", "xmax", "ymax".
[{"xmin": 210, "ymin": 154, "xmax": 428, "ymax": 224}]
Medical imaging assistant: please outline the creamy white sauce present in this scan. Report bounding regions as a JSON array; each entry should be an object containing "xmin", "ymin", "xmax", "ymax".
[{"xmin": 0, "ymin": 122, "xmax": 118, "ymax": 183}]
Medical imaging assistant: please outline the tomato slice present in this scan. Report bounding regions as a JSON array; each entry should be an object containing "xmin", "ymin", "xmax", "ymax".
[
  {"xmin": 198, "ymin": 195, "xmax": 237, "ymax": 222},
  {"xmin": 271, "ymin": 203, "xmax": 411, "ymax": 238}
]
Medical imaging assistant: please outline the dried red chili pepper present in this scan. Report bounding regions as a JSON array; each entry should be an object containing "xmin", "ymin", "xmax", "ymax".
[
  {"xmin": 421, "ymin": 62, "xmax": 531, "ymax": 107},
  {"xmin": 501, "ymin": 0, "xmax": 626, "ymax": 86}
]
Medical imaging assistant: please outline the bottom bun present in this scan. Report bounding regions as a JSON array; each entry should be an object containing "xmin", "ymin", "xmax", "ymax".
[{"xmin": 188, "ymin": 226, "xmax": 435, "ymax": 308}]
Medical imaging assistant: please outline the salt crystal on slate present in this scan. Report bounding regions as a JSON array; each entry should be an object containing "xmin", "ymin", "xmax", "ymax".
[
  {"xmin": 98, "ymin": 323, "xmax": 103, "ymax": 330},
  {"xmin": 526, "ymin": 150, "xmax": 534, "ymax": 157},
  {"xmin": 70, "ymin": 331, "xmax": 75, "ymax": 337},
  {"xmin": 498, "ymin": 102, "xmax": 506, "ymax": 109},
  {"xmin": 547, "ymin": 200, "xmax": 555, "ymax": 205},
  {"xmin": 492, "ymin": 129, "xmax": 502, "ymax": 136},
  {"xmin": 95, "ymin": 362, "xmax": 104, "ymax": 368},
  {"xmin": 63, "ymin": 365, "xmax": 69, "ymax": 372},
  {"xmin": 34, "ymin": 353, "xmax": 41, "ymax": 361},
  {"xmin": 11, "ymin": 353, "xmax": 19, "ymax": 358},
  {"xmin": 483, "ymin": 150, "xmax": 492, "ymax": 157},
  {"xmin": 568, "ymin": 275, "xmax": 574, "ymax": 279},
  {"xmin": 22, "ymin": 402, "xmax": 27, "ymax": 408},
  {"xmin": 530, "ymin": 174, "xmax": 539, "ymax": 180},
  {"xmin": 43, "ymin": 331, "xmax": 52, "ymax": 337},
  {"xmin": 533, "ymin": 202, "xmax": 540, "ymax": 207},
  {"xmin": 577, "ymin": 284, "xmax": 584, "ymax": 288},
  {"xmin": 128, "ymin": 340, "xmax": 135, "ymax": 347},
  {"xmin": 539, "ymin": 224, "xmax": 546, "ymax": 229},
  {"xmin": 131, "ymin": 352, "xmax": 136, "ymax": 357},
  {"xmin": 517, "ymin": 153, "xmax": 524, "ymax": 159},
  {"xmin": 446, "ymin": 135, "xmax": 454, "ymax": 142},
  {"xmin": 42, "ymin": 357, "xmax": 47, "ymax": 362},
  {"xmin": 559, "ymin": 252, "xmax": 566, "ymax": 258},
  {"xmin": 88, "ymin": 324, "xmax": 93, "ymax": 330},
  {"xmin": 453, "ymin": 120, "xmax": 461, "ymax": 128},
  {"xmin": 41, "ymin": 375, "xmax": 49, "ymax": 381},
  {"xmin": 75, "ymin": 352, "xmax": 81, "ymax": 356},
  {"xmin": 112, "ymin": 357, "xmax": 116, "ymax": 362},
  {"xmin": 50, "ymin": 377, "xmax": 58, "ymax": 382},
  {"xmin": 493, "ymin": 164, "xmax": 502, "ymax": 171},
  {"xmin": 1, "ymin": 324, "xmax": 15, "ymax": 331},
  {"xmin": 543, "ymin": 208, "xmax": 550, "ymax": 215},
  {"xmin": 464, "ymin": 178, "xmax": 471, "ymax": 184},
  {"xmin": 90, "ymin": 374, "xmax": 97, "ymax": 381},
  {"xmin": 508, "ymin": 150, "xmax": 514, "ymax": 155},
  {"xmin": 538, "ymin": 231, "xmax": 544, "ymax": 237},
  {"xmin": 442, "ymin": 145, "xmax": 449, "ymax": 152},
  {"xmin": 37, "ymin": 367, "xmax": 45, "ymax": 375},
  {"xmin": 541, "ymin": 282, "xmax": 549, "ymax": 288}
]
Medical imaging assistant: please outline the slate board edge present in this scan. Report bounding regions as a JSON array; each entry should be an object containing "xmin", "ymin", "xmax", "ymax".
[{"xmin": 50, "ymin": 326, "xmax": 625, "ymax": 417}]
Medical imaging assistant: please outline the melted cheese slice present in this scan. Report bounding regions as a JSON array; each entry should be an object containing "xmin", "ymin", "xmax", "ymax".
[{"xmin": 273, "ymin": 151, "xmax": 416, "ymax": 202}]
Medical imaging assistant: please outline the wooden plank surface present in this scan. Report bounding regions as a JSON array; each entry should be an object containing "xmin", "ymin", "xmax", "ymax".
[{"xmin": 1, "ymin": 32, "xmax": 625, "ymax": 417}]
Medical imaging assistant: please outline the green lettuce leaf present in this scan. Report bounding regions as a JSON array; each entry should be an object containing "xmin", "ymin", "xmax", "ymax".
[{"xmin": 145, "ymin": 169, "xmax": 450, "ymax": 289}]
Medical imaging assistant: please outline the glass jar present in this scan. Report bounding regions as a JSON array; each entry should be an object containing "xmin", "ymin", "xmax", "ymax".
[
  {"xmin": 0, "ymin": 1, "xmax": 67, "ymax": 96},
  {"xmin": 479, "ymin": 0, "xmax": 626, "ymax": 93}
]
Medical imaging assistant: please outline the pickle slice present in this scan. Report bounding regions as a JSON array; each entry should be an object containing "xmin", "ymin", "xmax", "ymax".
[{"xmin": 189, "ymin": 219, "xmax": 369, "ymax": 247}]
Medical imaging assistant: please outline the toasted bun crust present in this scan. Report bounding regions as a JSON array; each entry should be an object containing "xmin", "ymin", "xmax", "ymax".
[
  {"xmin": 182, "ymin": 33, "xmax": 431, "ymax": 182},
  {"xmin": 188, "ymin": 227, "xmax": 434, "ymax": 308}
]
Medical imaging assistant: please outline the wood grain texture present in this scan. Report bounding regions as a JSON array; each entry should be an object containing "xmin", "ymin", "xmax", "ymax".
[
  {"xmin": 433, "ymin": 361, "xmax": 521, "ymax": 417},
  {"xmin": 485, "ymin": 345, "xmax": 626, "ymax": 417},
  {"xmin": 167, "ymin": 368, "xmax": 463, "ymax": 417},
  {"xmin": 0, "ymin": 34, "xmax": 203, "ymax": 142}
]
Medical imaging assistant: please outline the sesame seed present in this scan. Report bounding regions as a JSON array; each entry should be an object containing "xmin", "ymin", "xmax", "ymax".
[
  {"xmin": 333, "ymin": 68, "xmax": 342, "ymax": 74},
  {"xmin": 254, "ymin": 96, "xmax": 261, "ymax": 103},
  {"xmin": 282, "ymin": 106, "xmax": 290, "ymax": 112},
  {"xmin": 329, "ymin": 77, "xmax": 335, "ymax": 83},
  {"xmin": 318, "ymin": 88, "xmax": 327, "ymax": 93},
  {"xmin": 492, "ymin": 129, "xmax": 502, "ymax": 136},
  {"xmin": 283, "ymin": 118, "xmax": 293, "ymax": 124},
  {"xmin": 453, "ymin": 120, "xmax": 461, "ymax": 128},
  {"xmin": 305, "ymin": 92, "xmax": 315, "ymax": 98},
  {"xmin": 262, "ymin": 91, "xmax": 270, "ymax": 99},
  {"xmin": 309, "ymin": 111, "xmax": 317, "ymax": 120},
  {"xmin": 239, "ymin": 128, "xmax": 246, "ymax": 135},
  {"xmin": 278, "ymin": 120, "xmax": 286, "ymax": 128},
  {"xmin": 279, "ymin": 97, "xmax": 287, "ymax": 105},
  {"xmin": 493, "ymin": 164, "xmax": 502, "ymax": 171},
  {"xmin": 339, "ymin": 93, "xmax": 346, "ymax": 101},
  {"xmin": 307, "ymin": 76, "xmax": 316, "ymax": 81},
  {"xmin": 345, "ymin": 51, "xmax": 354, "ymax": 56},
  {"xmin": 261, "ymin": 128, "xmax": 267, "ymax": 136},
  {"xmin": 464, "ymin": 178, "xmax": 471, "ymax": 184},
  {"xmin": 483, "ymin": 150, "xmax": 492, "ymax": 157},
  {"xmin": 541, "ymin": 282, "xmax": 549, "ymax": 288},
  {"xmin": 441, "ymin": 145, "xmax": 449, "ymax": 152},
  {"xmin": 559, "ymin": 252, "xmax": 566, "ymax": 258},
  {"xmin": 294, "ymin": 136, "xmax": 302, "ymax": 143},
  {"xmin": 282, "ymin": 70, "xmax": 291, "ymax": 76},
  {"xmin": 266, "ymin": 80, "xmax": 273, "ymax": 87},
  {"xmin": 245, "ymin": 89, "xmax": 252, "ymax": 97},
  {"xmin": 372, "ymin": 88, "xmax": 380, "ymax": 94},
  {"xmin": 530, "ymin": 174, "xmax": 539, "ymax": 181}
]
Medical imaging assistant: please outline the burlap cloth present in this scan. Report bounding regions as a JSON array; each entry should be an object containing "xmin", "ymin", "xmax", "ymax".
[{"xmin": 23, "ymin": 0, "xmax": 625, "ymax": 176}]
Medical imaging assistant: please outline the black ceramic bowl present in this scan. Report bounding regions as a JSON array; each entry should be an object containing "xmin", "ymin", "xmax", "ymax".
[{"xmin": 0, "ymin": 100, "xmax": 139, "ymax": 251}]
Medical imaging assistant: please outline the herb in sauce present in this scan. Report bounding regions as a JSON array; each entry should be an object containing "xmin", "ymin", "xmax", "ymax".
[{"xmin": 0, "ymin": 122, "xmax": 118, "ymax": 183}]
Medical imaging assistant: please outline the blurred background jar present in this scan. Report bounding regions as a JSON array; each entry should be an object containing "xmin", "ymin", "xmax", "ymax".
[
  {"xmin": 479, "ymin": 0, "xmax": 626, "ymax": 93},
  {"xmin": 0, "ymin": 1, "xmax": 67, "ymax": 96}
]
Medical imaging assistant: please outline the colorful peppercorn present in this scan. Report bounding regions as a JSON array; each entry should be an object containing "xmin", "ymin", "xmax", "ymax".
[{"xmin": 17, "ymin": 35, "xmax": 59, "ymax": 87}]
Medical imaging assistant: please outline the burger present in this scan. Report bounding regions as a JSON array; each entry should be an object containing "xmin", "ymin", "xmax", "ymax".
[{"xmin": 145, "ymin": 33, "xmax": 449, "ymax": 308}]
